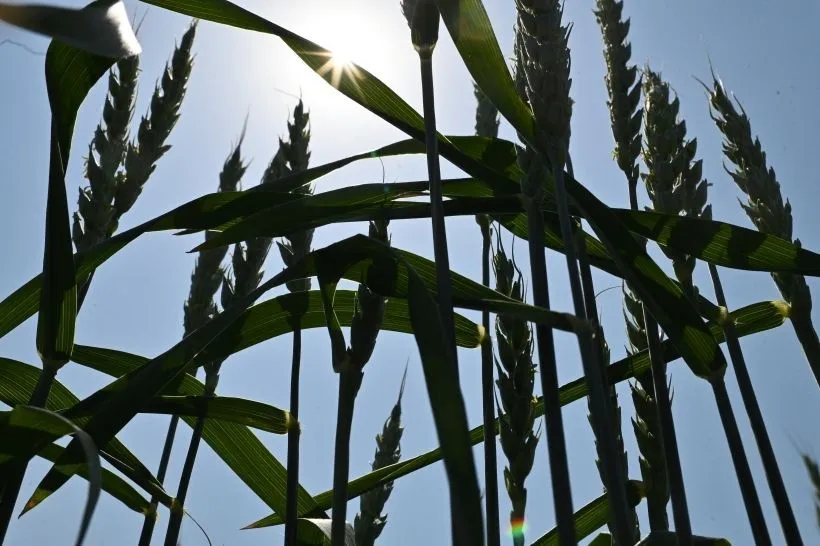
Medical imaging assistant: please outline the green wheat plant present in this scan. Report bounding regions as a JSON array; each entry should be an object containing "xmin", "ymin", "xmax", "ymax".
[
  {"xmin": 492, "ymin": 231, "xmax": 539, "ymax": 546},
  {"xmin": 474, "ymin": 82, "xmax": 501, "ymax": 546},
  {"xmin": 353, "ymin": 367, "xmax": 407, "ymax": 546},
  {"xmin": 1, "ymin": 2, "xmax": 819, "ymax": 546},
  {"xmin": 706, "ymin": 74, "xmax": 820, "ymax": 388}
]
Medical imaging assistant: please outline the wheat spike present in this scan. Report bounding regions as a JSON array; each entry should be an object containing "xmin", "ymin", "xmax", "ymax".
[
  {"xmin": 492, "ymin": 232, "xmax": 538, "ymax": 546},
  {"xmin": 515, "ymin": 0, "xmax": 572, "ymax": 171},
  {"xmin": 593, "ymin": 0, "xmax": 642, "ymax": 190},
  {"xmin": 591, "ymin": 6, "xmax": 644, "ymax": 540},
  {"xmin": 642, "ymin": 69, "xmax": 709, "ymax": 294},
  {"xmin": 354, "ymin": 366, "xmax": 406, "ymax": 546},
  {"xmin": 115, "ymin": 21, "xmax": 196, "ymax": 219},
  {"xmin": 586, "ymin": 322, "xmax": 640, "ymax": 542},
  {"xmin": 275, "ymin": 100, "xmax": 315, "ymax": 293},
  {"xmin": 706, "ymin": 74, "xmax": 820, "ymax": 383},
  {"xmin": 73, "ymin": 54, "xmax": 138, "ymax": 253},
  {"xmin": 624, "ymin": 283, "xmax": 670, "ymax": 531}
]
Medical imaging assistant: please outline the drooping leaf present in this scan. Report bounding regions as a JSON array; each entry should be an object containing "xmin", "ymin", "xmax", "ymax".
[
  {"xmin": 0, "ymin": 406, "xmax": 101, "ymax": 546},
  {"xmin": 0, "ymin": 1, "xmax": 140, "ymax": 59},
  {"xmin": 0, "ymin": 357, "xmax": 170, "ymax": 514},
  {"xmin": 68, "ymin": 346, "xmax": 324, "ymax": 522},
  {"xmin": 35, "ymin": 442, "xmax": 149, "ymax": 515}
]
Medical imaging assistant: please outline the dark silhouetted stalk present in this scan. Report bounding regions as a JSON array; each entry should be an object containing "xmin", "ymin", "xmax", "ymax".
[
  {"xmin": 576, "ymin": 225, "xmax": 640, "ymax": 544},
  {"xmin": 642, "ymin": 68, "xmax": 770, "ymax": 543},
  {"xmin": 711, "ymin": 379, "xmax": 771, "ymax": 544},
  {"xmin": 593, "ymin": 2, "xmax": 683, "ymax": 535},
  {"xmin": 163, "ymin": 133, "xmax": 254, "ymax": 546},
  {"xmin": 709, "ymin": 263, "xmax": 801, "ymax": 543},
  {"xmin": 402, "ymin": 2, "xmax": 475, "ymax": 543},
  {"xmin": 512, "ymin": 4, "xmax": 575, "ymax": 541},
  {"xmin": 270, "ymin": 100, "xmax": 313, "ymax": 546},
  {"xmin": 330, "ymin": 219, "xmax": 389, "ymax": 546},
  {"xmin": 401, "ymin": 0, "xmax": 457, "ymax": 361},
  {"xmin": 473, "ymin": 82, "xmax": 501, "ymax": 546},
  {"xmin": 515, "ymin": 1, "xmax": 632, "ymax": 542}
]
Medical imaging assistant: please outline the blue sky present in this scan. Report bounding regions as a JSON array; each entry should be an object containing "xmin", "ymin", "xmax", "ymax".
[{"xmin": 1, "ymin": 0, "xmax": 819, "ymax": 544}]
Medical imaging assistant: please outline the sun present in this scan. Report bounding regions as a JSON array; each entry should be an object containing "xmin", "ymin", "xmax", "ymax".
[{"xmin": 309, "ymin": 9, "xmax": 391, "ymax": 89}]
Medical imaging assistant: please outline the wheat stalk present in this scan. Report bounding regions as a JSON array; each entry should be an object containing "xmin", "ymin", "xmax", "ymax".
[
  {"xmin": 705, "ymin": 74, "xmax": 820, "ymax": 387},
  {"xmin": 644, "ymin": 68, "xmax": 773, "ymax": 542},
  {"xmin": 353, "ymin": 359, "xmax": 406, "ymax": 546},
  {"xmin": 331, "ymin": 216, "xmax": 391, "ymax": 545},
  {"xmin": 491, "ymin": 232, "xmax": 538, "ymax": 546},
  {"xmin": 592, "ymin": 2, "xmax": 681, "ymax": 536},
  {"xmin": 473, "ymin": 81, "xmax": 502, "ymax": 546},
  {"xmin": 512, "ymin": 3, "xmax": 578, "ymax": 541},
  {"xmin": 516, "ymin": 2, "xmax": 636, "ymax": 542},
  {"xmin": 256, "ymin": 100, "xmax": 315, "ymax": 546},
  {"xmin": 161, "ymin": 133, "xmax": 249, "ymax": 546}
]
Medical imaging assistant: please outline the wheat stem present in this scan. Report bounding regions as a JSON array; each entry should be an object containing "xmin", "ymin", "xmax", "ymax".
[
  {"xmin": 517, "ymin": 1, "xmax": 635, "ymax": 541},
  {"xmin": 473, "ymin": 82, "xmax": 501, "ymax": 546},
  {"xmin": 265, "ymin": 99, "xmax": 314, "ymax": 546},
  {"xmin": 161, "ymin": 133, "xmax": 249, "ymax": 546},
  {"xmin": 708, "ymin": 264, "xmax": 802, "ymax": 542},
  {"xmin": 512, "ymin": 2, "xmax": 577, "ymax": 539}
]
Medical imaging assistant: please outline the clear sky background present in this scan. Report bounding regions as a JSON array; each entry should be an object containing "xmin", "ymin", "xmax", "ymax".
[{"xmin": 1, "ymin": 0, "xmax": 819, "ymax": 545}]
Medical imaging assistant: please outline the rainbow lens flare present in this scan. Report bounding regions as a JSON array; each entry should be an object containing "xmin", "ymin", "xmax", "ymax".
[{"xmin": 509, "ymin": 517, "xmax": 527, "ymax": 540}]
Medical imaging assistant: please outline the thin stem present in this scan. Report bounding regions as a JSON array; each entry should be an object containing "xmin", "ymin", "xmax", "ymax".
[
  {"xmin": 711, "ymin": 379, "xmax": 772, "ymax": 544},
  {"xmin": 331, "ymin": 370, "xmax": 360, "ymax": 546},
  {"xmin": 163, "ymin": 384, "xmax": 214, "ymax": 546},
  {"xmin": 523, "ymin": 196, "xmax": 575, "ymax": 546},
  {"xmin": 709, "ymin": 264, "xmax": 801, "ymax": 544},
  {"xmin": 138, "ymin": 414, "xmax": 180, "ymax": 546},
  {"xmin": 284, "ymin": 327, "xmax": 303, "ymax": 546},
  {"xmin": 624, "ymin": 162, "xmax": 692, "ymax": 542},
  {"xmin": 0, "ymin": 367, "xmax": 58, "ymax": 543},
  {"xmin": 480, "ymin": 224, "xmax": 500, "ymax": 546},
  {"xmin": 550, "ymin": 163, "xmax": 633, "ymax": 543},
  {"xmin": 642, "ymin": 311, "xmax": 693, "ymax": 544},
  {"xmin": 574, "ymin": 225, "xmax": 635, "ymax": 544},
  {"xmin": 418, "ymin": 54, "xmax": 457, "ymax": 363}
]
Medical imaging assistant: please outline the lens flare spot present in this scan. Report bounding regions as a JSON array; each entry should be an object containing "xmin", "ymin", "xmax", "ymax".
[{"xmin": 510, "ymin": 517, "xmax": 527, "ymax": 540}]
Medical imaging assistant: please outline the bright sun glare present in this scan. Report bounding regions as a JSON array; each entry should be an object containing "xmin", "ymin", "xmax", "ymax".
[{"xmin": 311, "ymin": 11, "xmax": 385, "ymax": 89}]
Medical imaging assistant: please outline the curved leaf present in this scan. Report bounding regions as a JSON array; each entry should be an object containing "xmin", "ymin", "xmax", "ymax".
[
  {"xmin": 65, "ymin": 346, "xmax": 325, "ymax": 523},
  {"xmin": 0, "ymin": 357, "xmax": 171, "ymax": 514},
  {"xmin": 36, "ymin": 442, "xmax": 149, "ymax": 515},
  {"xmin": 0, "ymin": 1, "xmax": 140, "ymax": 59},
  {"xmin": 0, "ymin": 406, "xmax": 101, "ymax": 546}
]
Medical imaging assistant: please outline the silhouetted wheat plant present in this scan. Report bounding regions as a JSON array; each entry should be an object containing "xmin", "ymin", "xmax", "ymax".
[
  {"xmin": 353, "ymin": 367, "xmax": 406, "ymax": 546},
  {"xmin": 1, "ymin": 2, "xmax": 819, "ymax": 546},
  {"xmin": 473, "ymin": 82, "xmax": 501, "ymax": 546}
]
